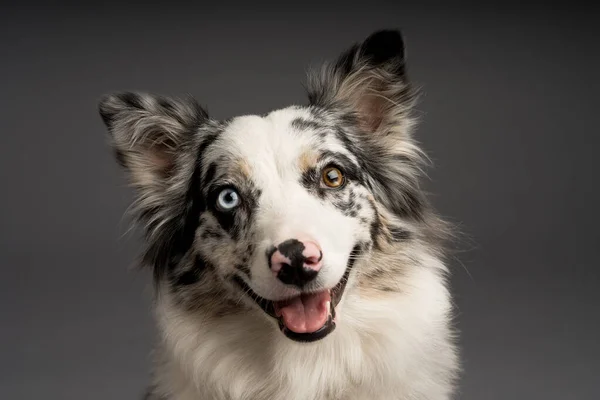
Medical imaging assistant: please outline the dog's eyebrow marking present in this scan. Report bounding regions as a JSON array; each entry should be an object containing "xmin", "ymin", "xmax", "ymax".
[
  {"xmin": 234, "ymin": 158, "xmax": 253, "ymax": 180},
  {"xmin": 298, "ymin": 149, "xmax": 319, "ymax": 174}
]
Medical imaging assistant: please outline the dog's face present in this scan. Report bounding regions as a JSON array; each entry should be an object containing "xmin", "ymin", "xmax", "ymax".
[{"xmin": 99, "ymin": 30, "xmax": 428, "ymax": 342}]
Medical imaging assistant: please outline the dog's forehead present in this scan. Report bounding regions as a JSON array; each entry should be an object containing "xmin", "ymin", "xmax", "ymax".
[
  {"xmin": 223, "ymin": 108, "xmax": 314, "ymax": 161},
  {"xmin": 210, "ymin": 107, "xmax": 347, "ymax": 181}
]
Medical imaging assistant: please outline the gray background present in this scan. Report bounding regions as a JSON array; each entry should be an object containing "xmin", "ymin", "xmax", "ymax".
[{"xmin": 1, "ymin": 1, "xmax": 598, "ymax": 399}]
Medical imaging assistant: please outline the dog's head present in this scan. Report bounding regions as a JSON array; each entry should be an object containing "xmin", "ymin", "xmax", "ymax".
[{"xmin": 99, "ymin": 30, "xmax": 434, "ymax": 342}]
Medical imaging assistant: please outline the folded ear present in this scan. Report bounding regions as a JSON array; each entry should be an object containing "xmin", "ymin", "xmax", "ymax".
[
  {"xmin": 98, "ymin": 92, "xmax": 210, "ymax": 277},
  {"xmin": 307, "ymin": 29, "xmax": 417, "ymax": 137},
  {"xmin": 99, "ymin": 92, "xmax": 207, "ymax": 189}
]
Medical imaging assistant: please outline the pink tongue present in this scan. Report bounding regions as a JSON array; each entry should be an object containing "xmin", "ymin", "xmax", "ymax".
[{"xmin": 277, "ymin": 291, "xmax": 330, "ymax": 333}]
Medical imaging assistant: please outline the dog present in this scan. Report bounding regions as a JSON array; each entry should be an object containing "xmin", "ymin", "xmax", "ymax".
[{"xmin": 98, "ymin": 29, "xmax": 459, "ymax": 400}]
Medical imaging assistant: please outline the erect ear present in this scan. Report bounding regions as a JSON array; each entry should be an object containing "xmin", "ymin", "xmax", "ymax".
[
  {"xmin": 308, "ymin": 31, "xmax": 428, "ymax": 221},
  {"xmin": 307, "ymin": 29, "xmax": 417, "ymax": 136},
  {"xmin": 98, "ymin": 92, "xmax": 210, "ymax": 277}
]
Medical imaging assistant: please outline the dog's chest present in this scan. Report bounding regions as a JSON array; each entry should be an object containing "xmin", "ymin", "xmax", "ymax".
[
  {"xmin": 155, "ymin": 275, "xmax": 456, "ymax": 400},
  {"xmin": 160, "ymin": 327, "xmax": 411, "ymax": 400}
]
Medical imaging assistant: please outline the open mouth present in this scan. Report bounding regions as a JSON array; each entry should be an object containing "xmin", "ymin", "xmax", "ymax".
[{"xmin": 232, "ymin": 253, "xmax": 355, "ymax": 343}]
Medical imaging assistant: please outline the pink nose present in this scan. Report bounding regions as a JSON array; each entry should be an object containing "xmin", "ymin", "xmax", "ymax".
[{"xmin": 269, "ymin": 239, "xmax": 323, "ymax": 287}]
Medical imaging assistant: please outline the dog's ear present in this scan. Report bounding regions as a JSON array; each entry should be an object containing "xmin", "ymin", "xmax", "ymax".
[
  {"xmin": 307, "ymin": 30, "xmax": 417, "ymax": 137},
  {"xmin": 99, "ymin": 92, "xmax": 210, "ymax": 277},
  {"xmin": 99, "ymin": 92, "xmax": 207, "ymax": 189},
  {"xmin": 308, "ymin": 31, "xmax": 428, "ymax": 220}
]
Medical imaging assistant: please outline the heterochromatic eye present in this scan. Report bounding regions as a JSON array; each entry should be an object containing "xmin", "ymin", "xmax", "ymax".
[
  {"xmin": 321, "ymin": 166, "xmax": 345, "ymax": 188},
  {"xmin": 216, "ymin": 187, "xmax": 240, "ymax": 211}
]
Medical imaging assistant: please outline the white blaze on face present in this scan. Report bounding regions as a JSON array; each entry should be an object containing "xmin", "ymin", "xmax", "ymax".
[{"xmin": 217, "ymin": 108, "xmax": 360, "ymax": 301}]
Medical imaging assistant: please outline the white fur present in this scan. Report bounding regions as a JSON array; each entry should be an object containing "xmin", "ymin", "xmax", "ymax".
[{"xmin": 152, "ymin": 262, "xmax": 456, "ymax": 400}]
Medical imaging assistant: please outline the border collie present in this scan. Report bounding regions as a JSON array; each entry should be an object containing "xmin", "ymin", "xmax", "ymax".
[{"xmin": 99, "ymin": 29, "xmax": 459, "ymax": 400}]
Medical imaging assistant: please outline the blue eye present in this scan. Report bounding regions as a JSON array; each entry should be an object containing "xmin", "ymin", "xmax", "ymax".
[{"xmin": 216, "ymin": 188, "xmax": 240, "ymax": 211}]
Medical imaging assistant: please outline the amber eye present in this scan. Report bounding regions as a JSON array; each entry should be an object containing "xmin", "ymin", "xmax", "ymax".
[{"xmin": 321, "ymin": 166, "xmax": 345, "ymax": 188}]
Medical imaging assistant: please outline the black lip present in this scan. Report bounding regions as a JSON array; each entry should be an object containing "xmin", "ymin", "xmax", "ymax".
[
  {"xmin": 279, "ymin": 316, "xmax": 336, "ymax": 343},
  {"xmin": 331, "ymin": 258, "xmax": 353, "ymax": 308},
  {"xmin": 232, "ymin": 275, "xmax": 277, "ymax": 318},
  {"xmin": 232, "ymin": 244, "xmax": 362, "ymax": 342}
]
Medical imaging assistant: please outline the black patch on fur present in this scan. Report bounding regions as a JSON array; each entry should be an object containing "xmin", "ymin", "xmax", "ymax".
[
  {"xmin": 234, "ymin": 263, "xmax": 251, "ymax": 278},
  {"xmin": 146, "ymin": 131, "xmax": 219, "ymax": 282},
  {"xmin": 291, "ymin": 117, "xmax": 326, "ymax": 132},
  {"xmin": 203, "ymin": 162, "xmax": 218, "ymax": 190},
  {"xmin": 369, "ymin": 162, "xmax": 423, "ymax": 218},
  {"xmin": 157, "ymin": 97, "xmax": 180, "ymax": 121},
  {"xmin": 170, "ymin": 255, "xmax": 212, "ymax": 287},
  {"xmin": 332, "ymin": 191, "xmax": 357, "ymax": 216},
  {"xmin": 389, "ymin": 226, "xmax": 411, "ymax": 242},
  {"xmin": 332, "ymin": 123, "xmax": 363, "ymax": 163},
  {"xmin": 113, "ymin": 148, "xmax": 127, "ymax": 168},
  {"xmin": 237, "ymin": 187, "xmax": 260, "ymax": 237},
  {"xmin": 366, "ymin": 195, "xmax": 383, "ymax": 249},
  {"xmin": 120, "ymin": 92, "xmax": 144, "ymax": 110},
  {"xmin": 360, "ymin": 30, "xmax": 405, "ymax": 73},
  {"xmin": 173, "ymin": 269, "xmax": 201, "ymax": 286},
  {"xmin": 200, "ymin": 227, "xmax": 224, "ymax": 240},
  {"xmin": 329, "ymin": 185, "xmax": 365, "ymax": 218},
  {"xmin": 370, "ymin": 218, "xmax": 382, "ymax": 249},
  {"xmin": 98, "ymin": 92, "xmax": 142, "ymax": 126},
  {"xmin": 393, "ymin": 186, "xmax": 423, "ymax": 219}
]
